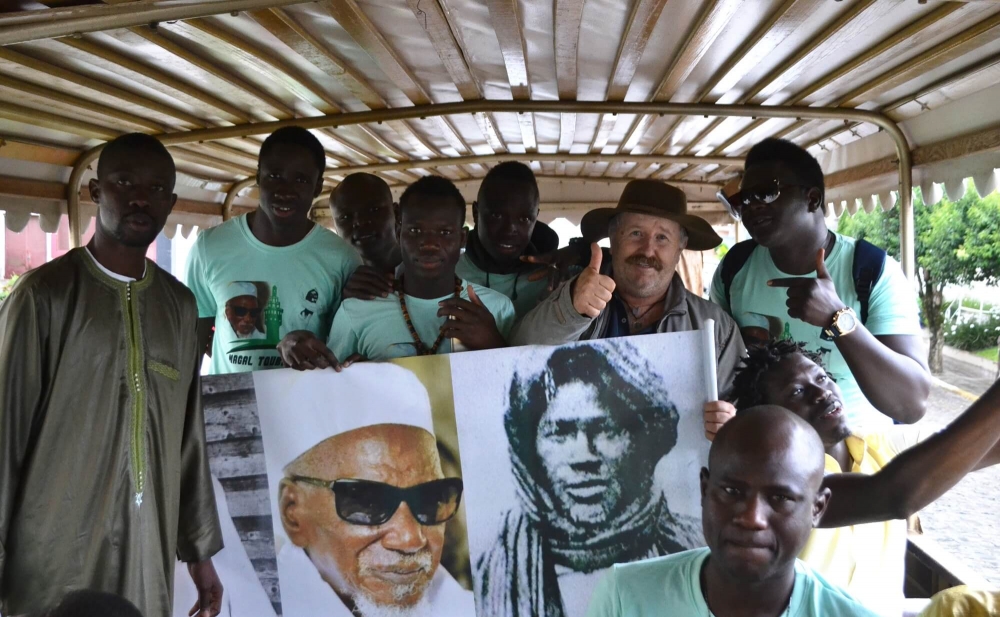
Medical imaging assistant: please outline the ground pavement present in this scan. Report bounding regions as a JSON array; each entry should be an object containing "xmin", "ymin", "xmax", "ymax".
[{"xmin": 917, "ymin": 355, "xmax": 1000, "ymax": 587}]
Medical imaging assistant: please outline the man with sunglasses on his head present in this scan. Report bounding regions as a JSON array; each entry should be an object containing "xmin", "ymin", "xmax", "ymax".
[
  {"xmin": 710, "ymin": 138, "xmax": 930, "ymax": 431},
  {"xmin": 262, "ymin": 365, "xmax": 475, "ymax": 617}
]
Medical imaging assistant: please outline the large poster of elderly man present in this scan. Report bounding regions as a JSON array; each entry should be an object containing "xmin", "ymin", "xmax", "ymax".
[
  {"xmin": 455, "ymin": 333, "xmax": 712, "ymax": 617},
  {"xmin": 254, "ymin": 361, "xmax": 476, "ymax": 617}
]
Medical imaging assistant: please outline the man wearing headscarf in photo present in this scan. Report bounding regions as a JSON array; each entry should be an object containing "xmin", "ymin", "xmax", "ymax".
[
  {"xmin": 475, "ymin": 342, "xmax": 702, "ymax": 617},
  {"xmin": 256, "ymin": 364, "xmax": 475, "ymax": 617}
]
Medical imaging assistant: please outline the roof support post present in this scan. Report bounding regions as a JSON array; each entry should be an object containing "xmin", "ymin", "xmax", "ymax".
[
  {"xmin": 66, "ymin": 145, "xmax": 103, "ymax": 249},
  {"xmin": 223, "ymin": 177, "xmax": 256, "ymax": 222},
  {"xmin": 898, "ymin": 149, "xmax": 915, "ymax": 282}
]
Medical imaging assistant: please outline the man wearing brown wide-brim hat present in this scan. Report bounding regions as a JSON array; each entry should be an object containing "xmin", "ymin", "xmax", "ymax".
[{"xmin": 511, "ymin": 179, "xmax": 745, "ymax": 402}]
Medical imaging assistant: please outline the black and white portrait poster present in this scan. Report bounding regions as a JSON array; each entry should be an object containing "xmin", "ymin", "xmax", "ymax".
[
  {"xmin": 454, "ymin": 333, "xmax": 712, "ymax": 617},
  {"xmin": 175, "ymin": 330, "xmax": 713, "ymax": 617}
]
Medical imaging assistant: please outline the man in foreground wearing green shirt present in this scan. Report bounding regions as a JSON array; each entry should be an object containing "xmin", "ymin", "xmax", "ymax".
[
  {"xmin": 327, "ymin": 175, "xmax": 516, "ymax": 361},
  {"xmin": 588, "ymin": 407, "xmax": 878, "ymax": 617},
  {"xmin": 590, "ymin": 373, "xmax": 1000, "ymax": 616}
]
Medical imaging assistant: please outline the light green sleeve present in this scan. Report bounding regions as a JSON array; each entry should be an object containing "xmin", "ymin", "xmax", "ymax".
[
  {"xmin": 494, "ymin": 296, "xmax": 517, "ymax": 341},
  {"xmin": 864, "ymin": 255, "xmax": 921, "ymax": 336},
  {"xmin": 709, "ymin": 264, "xmax": 730, "ymax": 314},
  {"xmin": 327, "ymin": 306, "xmax": 360, "ymax": 362},
  {"xmin": 328, "ymin": 247, "xmax": 363, "ymax": 329},
  {"xmin": 586, "ymin": 567, "xmax": 622, "ymax": 617},
  {"xmin": 184, "ymin": 232, "xmax": 217, "ymax": 319}
]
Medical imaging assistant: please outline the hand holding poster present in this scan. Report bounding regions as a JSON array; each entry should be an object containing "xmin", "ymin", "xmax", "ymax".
[{"xmin": 176, "ymin": 331, "xmax": 713, "ymax": 617}]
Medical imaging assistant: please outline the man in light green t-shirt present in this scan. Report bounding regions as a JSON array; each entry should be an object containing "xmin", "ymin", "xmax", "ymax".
[
  {"xmin": 588, "ymin": 407, "xmax": 881, "ymax": 617},
  {"xmin": 710, "ymin": 138, "xmax": 929, "ymax": 431},
  {"xmin": 328, "ymin": 175, "xmax": 515, "ymax": 361},
  {"xmin": 455, "ymin": 161, "xmax": 561, "ymax": 317},
  {"xmin": 185, "ymin": 127, "xmax": 361, "ymax": 374}
]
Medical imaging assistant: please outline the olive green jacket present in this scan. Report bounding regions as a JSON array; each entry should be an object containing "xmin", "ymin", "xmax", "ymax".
[{"xmin": 0, "ymin": 249, "xmax": 222, "ymax": 617}]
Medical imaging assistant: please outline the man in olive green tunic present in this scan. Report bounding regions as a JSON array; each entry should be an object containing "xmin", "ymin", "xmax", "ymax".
[{"xmin": 0, "ymin": 134, "xmax": 223, "ymax": 617}]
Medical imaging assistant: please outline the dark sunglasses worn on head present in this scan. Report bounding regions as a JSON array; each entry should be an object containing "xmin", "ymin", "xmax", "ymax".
[
  {"xmin": 229, "ymin": 306, "xmax": 262, "ymax": 318},
  {"xmin": 716, "ymin": 178, "xmax": 809, "ymax": 221},
  {"xmin": 290, "ymin": 476, "xmax": 464, "ymax": 526}
]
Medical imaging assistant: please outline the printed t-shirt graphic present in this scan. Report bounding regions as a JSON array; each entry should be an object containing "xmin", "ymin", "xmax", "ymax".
[{"xmin": 186, "ymin": 214, "xmax": 361, "ymax": 374}]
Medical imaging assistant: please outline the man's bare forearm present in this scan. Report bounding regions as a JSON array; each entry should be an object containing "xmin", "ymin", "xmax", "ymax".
[
  {"xmin": 820, "ymin": 377, "xmax": 1000, "ymax": 528},
  {"xmin": 837, "ymin": 332, "xmax": 930, "ymax": 423}
]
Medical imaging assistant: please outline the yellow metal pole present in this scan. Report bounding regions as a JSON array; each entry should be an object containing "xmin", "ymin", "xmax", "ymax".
[
  {"xmin": 222, "ymin": 178, "xmax": 256, "ymax": 222},
  {"xmin": 66, "ymin": 145, "xmax": 103, "ymax": 249}
]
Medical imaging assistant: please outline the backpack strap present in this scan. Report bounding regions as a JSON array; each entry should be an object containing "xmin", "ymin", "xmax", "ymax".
[
  {"xmin": 851, "ymin": 239, "xmax": 887, "ymax": 325},
  {"xmin": 720, "ymin": 239, "xmax": 759, "ymax": 309}
]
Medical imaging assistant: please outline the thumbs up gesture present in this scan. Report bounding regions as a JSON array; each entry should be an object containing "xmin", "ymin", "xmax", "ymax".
[
  {"xmin": 767, "ymin": 248, "xmax": 847, "ymax": 328},
  {"xmin": 572, "ymin": 243, "xmax": 617, "ymax": 318},
  {"xmin": 438, "ymin": 285, "xmax": 507, "ymax": 351}
]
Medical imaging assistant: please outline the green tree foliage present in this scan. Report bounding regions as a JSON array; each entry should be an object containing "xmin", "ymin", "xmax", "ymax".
[
  {"xmin": 838, "ymin": 183, "xmax": 1000, "ymax": 373},
  {"xmin": 0, "ymin": 275, "xmax": 18, "ymax": 304}
]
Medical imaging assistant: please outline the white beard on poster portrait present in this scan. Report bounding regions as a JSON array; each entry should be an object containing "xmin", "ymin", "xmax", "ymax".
[{"xmin": 353, "ymin": 592, "xmax": 433, "ymax": 617}]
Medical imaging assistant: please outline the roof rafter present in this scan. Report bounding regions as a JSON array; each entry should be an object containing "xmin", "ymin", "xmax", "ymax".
[
  {"xmin": 658, "ymin": 0, "xmax": 881, "ymax": 172},
  {"xmin": 587, "ymin": 0, "xmax": 670, "ymax": 154},
  {"xmin": 554, "ymin": 0, "xmax": 586, "ymax": 153},
  {"xmin": 0, "ymin": 101, "xmax": 251, "ymax": 177},
  {"xmin": 0, "ymin": 0, "xmax": 313, "ymax": 46},
  {"xmin": 623, "ymin": 0, "xmax": 811, "ymax": 174},
  {"xmin": 162, "ymin": 17, "xmax": 390, "ymax": 167},
  {"xmin": 677, "ymin": 4, "xmax": 1000, "ymax": 181},
  {"xmin": 0, "ymin": 46, "xmax": 203, "ymax": 128},
  {"xmin": 60, "ymin": 36, "xmax": 253, "ymax": 123},
  {"xmin": 613, "ymin": 0, "xmax": 742, "ymax": 165},
  {"xmin": 322, "ymin": 0, "xmax": 476, "ymax": 178},
  {"xmin": 124, "ymin": 25, "xmax": 295, "ymax": 120},
  {"xmin": 804, "ymin": 49, "xmax": 1000, "ymax": 153},
  {"xmin": 403, "ymin": 0, "xmax": 507, "ymax": 153},
  {"xmin": 487, "ymin": 0, "xmax": 538, "ymax": 151},
  {"xmin": 241, "ymin": 8, "xmax": 424, "ymax": 182}
]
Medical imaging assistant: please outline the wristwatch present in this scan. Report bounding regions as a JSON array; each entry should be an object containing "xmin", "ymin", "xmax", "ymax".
[{"xmin": 822, "ymin": 306, "xmax": 858, "ymax": 341}]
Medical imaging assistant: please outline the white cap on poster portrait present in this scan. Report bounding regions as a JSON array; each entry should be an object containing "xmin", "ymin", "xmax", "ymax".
[
  {"xmin": 252, "ymin": 365, "xmax": 437, "ymax": 550},
  {"xmin": 227, "ymin": 281, "xmax": 258, "ymax": 300}
]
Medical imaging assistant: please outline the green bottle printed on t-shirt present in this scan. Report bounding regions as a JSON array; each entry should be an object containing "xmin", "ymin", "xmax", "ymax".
[{"xmin": 781, "ymin": 322, "xmax": 793, "ymax": 341}]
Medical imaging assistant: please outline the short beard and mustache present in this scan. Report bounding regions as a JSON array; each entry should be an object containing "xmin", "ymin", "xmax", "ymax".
[
  {"xmin": 353, "ymin": 593, "xmax": 432, "ymax": 617},
  {"xmin": 102, "ymin": 215, "xmax": 160, "ymax": 248},
  {"xmin": 352, "ymin": 549, "xmax": 435, "ymax": 617},
  {"xmin": 624, "ymin": 254, "xmax": 662, "ymax": 271}
]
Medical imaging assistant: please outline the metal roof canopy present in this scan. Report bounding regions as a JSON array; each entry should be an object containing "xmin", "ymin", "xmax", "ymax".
[
  {"xmin": 63, "ymin": 100, "xmax": 912, "ymax": 274},
  {"xmin": 7, "ymin": 0, "xmax": 1000, "ymax": 281}
]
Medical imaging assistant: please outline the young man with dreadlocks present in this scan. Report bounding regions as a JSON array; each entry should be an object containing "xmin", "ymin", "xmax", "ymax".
[{"xmin": 721, "ymin": 339, "xmax": 1000, "ymax": 616}]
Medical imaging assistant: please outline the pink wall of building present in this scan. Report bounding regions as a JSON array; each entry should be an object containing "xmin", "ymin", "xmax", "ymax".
[{"xmin": 4, "ymin": 216, "xmax": 156, "ymax": 279}]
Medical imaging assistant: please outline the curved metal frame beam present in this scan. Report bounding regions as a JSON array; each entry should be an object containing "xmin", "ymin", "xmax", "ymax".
[
  {"xmin": 67, "ymin": 100, "xmax": 912, "ymax": 279},
  {"xmin": 223, "ymin": 177, "xmax": 256, "ymax": 223},
  {"xmin": 0, "ymin": 0, "xmax": 313, "ymax": 46},
  {"xmin": 324, "ymin": 153, "xmax": 741, "ymax": 176}
]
